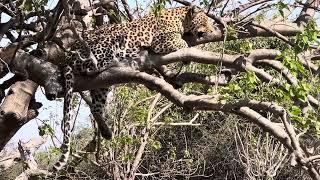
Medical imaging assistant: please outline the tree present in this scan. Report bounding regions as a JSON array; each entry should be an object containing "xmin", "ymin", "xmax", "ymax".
[{"xmin": 0, "ymin": 0, "xmax": 320, "ymax": 179}]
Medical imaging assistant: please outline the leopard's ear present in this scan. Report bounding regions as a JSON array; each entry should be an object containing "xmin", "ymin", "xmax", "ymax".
[{"xmin": 187, "ymin": 5, "xmax": 202, "ymax": 18}]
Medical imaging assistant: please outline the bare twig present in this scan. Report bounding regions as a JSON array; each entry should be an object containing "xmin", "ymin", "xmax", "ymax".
[
  {"xmin": 0, "ymin": 3, "xmax": 15, "ymax": 16},
  {"xmin": 250, "ymin": 22, "xmax": 295, "ymax": 47},
  {"xmin": 172, "ymin": 0, "xmax": 191, "ymax": 6},
  {"xmin": 229, "ymin": 0, "xmax": 273, "ymax": 15},
  {"xmin": 295, "ymin": 0, "xmax": 319, "ymax": 25},
  {"xmin": 128, "ymin": 93, "xmax": 162, "ymax": 179},
  {"xmin": 120, "ymin": 0, "xmax": 133, "ymax": 21}
]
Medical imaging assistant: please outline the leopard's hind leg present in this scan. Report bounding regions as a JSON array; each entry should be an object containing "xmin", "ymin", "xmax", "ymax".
[{"xmin": 90, "ymin": 88, "xmax": 113, "ymax": 139}]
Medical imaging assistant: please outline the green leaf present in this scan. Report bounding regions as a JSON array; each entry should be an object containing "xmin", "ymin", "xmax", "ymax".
[
  {"xmin": 150, "ymin": 140, "xmax": 162, "ymax": 151},
  {"xmin": 38, "ymin": 123, "xmax": 54, "ymax": 136},
  {"xmin": 302, "ymin": 35, "xmax": 308, "ymax": 43},
  {"xmin": 183, "ymin": 149, "xmax": 191, "ymax": 158},
  {"xmin": 277, "ymin": 2, "xmax": 289, "ymax": 18},
  {"xmin": 122, "ymin": 153, "xmax": 134, "ymax": 163},
  {"xmin": 200, "ymin": 0, "xmax": 209, "ymax": 6},
  {"xmin": 255, "ymin": 14, "xmax": 264, "ymax": 23},
  {"xmin": 290, "ymin": 106, "xmax": 301, "ymax": 116},
  {"xmin": 284, "ymin": 83, "xmax": 291, "ymax": 91},
  {"xmin": 120, "ymin": 135, "xmax": 134, "ymax": 145},
  {"xmin": 20, "ymin": 0, "xmax": 33, "ymax": 12},
  {"xmin": 50, "ymin": 147, "xmax": 62, "ymax": 155}
]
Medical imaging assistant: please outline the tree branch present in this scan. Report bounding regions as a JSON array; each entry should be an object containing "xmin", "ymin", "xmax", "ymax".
[
  {"xmin": 228, "ymin": 0, "xmax": 273, "ymax": 15},
  {"xmin": 0, "ymin": 80, "xmax": 38, "ymax": 150}
]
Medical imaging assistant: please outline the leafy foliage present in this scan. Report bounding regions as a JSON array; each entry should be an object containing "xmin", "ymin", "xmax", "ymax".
[
  {"xmin": 276, "ymin": 2, "xmax": 290, "ymax": 18},
  {"xmin": 38, "ymin": 120, "xmax": 54, "ymax": 136},
  {"xmin": 151, "ymin": 0, "xmax": 172, "ymax": 16},
  {"xmin": 20, "ymin": 0, "xmax": 48, "ymax": 12}
]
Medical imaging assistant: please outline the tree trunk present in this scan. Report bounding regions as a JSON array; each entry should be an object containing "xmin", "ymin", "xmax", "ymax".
[{"xmin": 0, "ymin": 80, "xmax": 38, "ymax": 150}]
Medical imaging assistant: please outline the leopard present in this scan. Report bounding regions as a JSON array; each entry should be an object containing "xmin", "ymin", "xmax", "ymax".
[{"xmin": 53, "ymin": 5, "xmax": 217, "ymax": 171}]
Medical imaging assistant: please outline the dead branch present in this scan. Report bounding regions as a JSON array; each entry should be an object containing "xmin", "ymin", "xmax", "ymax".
[
  {"xmin": 280, "ymin": 112, "xmax": 320, "ymax": 179},
  {"xmin": 120, "ymin": 0, "xmax": 133, "ymax": 21},
  {"xmin": 184, "ymin": 21, "xmax": 302, "ymax": 46},
  {"xmin": 255, "ymin": 59, "xmax": 297, "ymax": 84},
  {"xmin": 296, "ymin": 0, "xmax": 320, "ymax": 25},
  {"xmin": 128, "ymin": 94, "xmax": 162, "ymax": 180},
  {"xmin": 15, "ymin": 136, "xmax": 51, "ymax": 180},
  {"xmin": 250, "ymin": 22, "xmax": 295, "ymax": 47},
  {"xmin": 0, "ymin": 80, "xmax": 38, "ymax": 150},
  {"xmin": 0, "ymin": 136, "xmax": 49, "ymax": 176},
  {"xmin": 148, "ymin": 48, "xmax": 319, "ymax": 107},
  {"xmin": 172, "ymin": 0, "xmax": 191, "ymax": 6},
  {"xmin": 228, "ymin": 0, "xmax": 273, "ymax": 15}
]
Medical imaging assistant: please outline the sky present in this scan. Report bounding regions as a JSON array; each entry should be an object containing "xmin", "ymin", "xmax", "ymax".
[{"xmin": 0, "ymin": 0, "xmax": 318, "ymax": 150}]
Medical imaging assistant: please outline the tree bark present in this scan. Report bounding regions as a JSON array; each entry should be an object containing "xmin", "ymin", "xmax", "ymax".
[{"xmin": 0, "ymin": 80, "xmax": 38, "ymax": 149}]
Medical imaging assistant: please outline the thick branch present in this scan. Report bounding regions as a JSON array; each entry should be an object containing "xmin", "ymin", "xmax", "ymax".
[
  {"xmin": 185, "ymin": 21, "xmax": 302, "ymax": 46},
  {"xmin": 0, "ymin": 46, "xmax": 63, "ymax": 100},
  {"xmin": 0, "ymin": 80, "xmax": 38, "ymax": 150}
]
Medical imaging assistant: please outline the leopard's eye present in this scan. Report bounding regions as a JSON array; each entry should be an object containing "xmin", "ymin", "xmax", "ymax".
[{"xmin": 197, "ymin": 31, "xmax": 205, "ymax": 38}]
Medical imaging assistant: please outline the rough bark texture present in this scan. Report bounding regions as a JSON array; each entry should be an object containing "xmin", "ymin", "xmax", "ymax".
[{"xmin": 0, "ymin": 80, "xmax": 38, "ymax": 149}]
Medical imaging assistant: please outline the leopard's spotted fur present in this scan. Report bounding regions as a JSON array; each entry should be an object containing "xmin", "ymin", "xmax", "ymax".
[{"xmin": 53, "ymin": 5, "xmax": 217, "ymax": 171}]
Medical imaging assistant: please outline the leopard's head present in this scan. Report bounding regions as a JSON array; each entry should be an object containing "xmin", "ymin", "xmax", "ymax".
[{"xmin": 184, "ymin": 6, "xmax": 218, "ymax": 39}]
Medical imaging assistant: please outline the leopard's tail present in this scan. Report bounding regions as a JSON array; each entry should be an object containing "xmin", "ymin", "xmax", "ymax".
[{"xmin": 53, "ymin": 65, "xmax": 75, "ymax": 172}]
